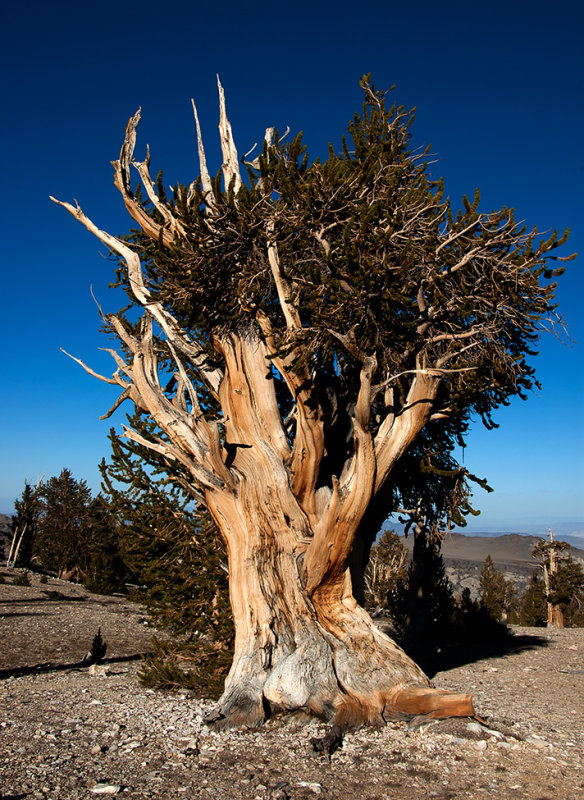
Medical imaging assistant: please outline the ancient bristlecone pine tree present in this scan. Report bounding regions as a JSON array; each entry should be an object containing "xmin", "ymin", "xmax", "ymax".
[{"xmin": 52, "ymin": 77, "xmax": 570, "ymax": 728}]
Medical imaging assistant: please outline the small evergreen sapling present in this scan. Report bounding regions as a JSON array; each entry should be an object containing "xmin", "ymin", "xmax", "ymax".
[
  {"xmin": 100, "ymin": 414, "xmax": 233, "ymax": 695},
  {"xmin": 83, "ymin": 628, "xmax": 107, "ymax": 665},
  {"xmin": 13, "ymin": 569, "xmax": 31, "ymax": 587}
]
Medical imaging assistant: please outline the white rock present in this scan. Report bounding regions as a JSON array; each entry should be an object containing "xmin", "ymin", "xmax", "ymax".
[
  {"xmin": 527, "ymin": 738, "xmax": 549, "ymax": 749},
  {"xmin": 89, "ymin": 664, "xmax": 110, "ymax": 677},
  {"xmin": 90, "ymin": 784, "xmax": 121, "ymax": 795},
  {"xmin": 297, "ymin": 782, "xmax": 323, "ymax": 793}
]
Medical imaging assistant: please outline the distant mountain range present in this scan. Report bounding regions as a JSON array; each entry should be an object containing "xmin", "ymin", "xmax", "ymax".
[
  {"xmin": 398, "ymin": 532, "xmax": 584, "ymax": 599},
  {"xmin": 401, "ymin": 531, "xmax": 584, "ymax": 565},
  {"xmin": 457, "ymin": 526, "xmax": 584, "ymax": 550}
]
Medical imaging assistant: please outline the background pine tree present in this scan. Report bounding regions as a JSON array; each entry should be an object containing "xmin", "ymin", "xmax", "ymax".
[
  {"xmin": 100, "ymin": 410, "xmax": 233, "ymax": 695},
  {"xmin": 549, "ymin": 558, "xmax": 584, "ymax": 627},
  {"xmin": 10, "ymin": 481, "xmax": 43, "ymax": 567},
  {"xmin": 479, "ymin": 555, "xmax": 517, "ymax": 622},
  {"xmin": 519, "ymin": 574, "xmax": 548, "ymax": 626},
  {"xmin": 363, "ymin": 529, "xmax": 408, "ymax": 613},
  {"xmin": 11, "ymin": 470, "xmax": 124, "ymax": 592}
]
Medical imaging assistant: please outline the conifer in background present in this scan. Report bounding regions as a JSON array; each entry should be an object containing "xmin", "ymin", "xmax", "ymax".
[
  {"xmin": 10, "ymin": 480, "xmax": 43, "ymax": 567},
  {"xmin": 11, "ymin": 470, "xmax": 123, "ymax": 592},
  {"xmin": 519, "ymin": 574, "xmax": 548, "ymax": 626},
  {"xmin": 548, "ymin": 557, "xmax": 584, "ymax": 627},
  {"xmin": 479, "ymin": 555, "xmax": 517, "ymax": 622},
  {"xmin": 363, "ymin": 529, "xmax": 408, "ymax": 613},
  {"xmin": 530, "ymin": 532, "xmax": 582, "ymax": 628},
  {"xmin": 34, "ymin": 469, "xmax": 94, "ymax": 576},
  {"xmin": 100, "ymin": 410, "xmax": 233, "ymax": 695}
]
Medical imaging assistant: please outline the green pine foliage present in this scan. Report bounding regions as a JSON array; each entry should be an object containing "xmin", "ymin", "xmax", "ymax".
[
  {"xmin": 372, "ymin": 528, "xmax": 461, "ymax": 645},
  {"xmin": 100, "ymin": 411, "xmax": 233, "ymax": 695},
  {"xmin": 34, "ymin": 469, "xmax": 92, "ymax": 574},
  {"xmin": 11, "ymin": 471, "xmax": 124, "ymax": 592},
  {"xmin": 401, "ymin": 531, "xmax": 457, "ymax": 645},
  {"xmin": 11, "ymin": 481, "xmax": 43, "ymax": 567},
  {"xmin": 479, "ymin": 555, "xmax": 517, "ymax": 622},
  {"xmin": 528, "ymin": 536, "xmax": 584, "ymax": 627},
  {"xmin": 549, "ymin": 558, "xmax": 584, "ymax": 627},
  {"xmin": 365, "ymin": 531, "xmax": 516, "ymax": 646},
  {"xmin": 519, "ymin": 573, "xmax": 548, "ymax": 626}
]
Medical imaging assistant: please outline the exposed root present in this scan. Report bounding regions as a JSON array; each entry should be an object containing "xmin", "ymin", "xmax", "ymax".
[
  {"xmin": 385, "ymin": 685, "xmax": 475, "ymax": 719},
  {"xmin": 205, "ymin": 688, "xmax": 267, "ymax": 730},
  {"xmin": 310, "ymin": 725, "xmax": 344, "ymax": 759}
]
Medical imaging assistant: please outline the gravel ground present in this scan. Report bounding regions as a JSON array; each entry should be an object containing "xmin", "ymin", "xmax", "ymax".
[{"xmin": 1, "ymin": 570, "xmax": 583, "ymax": 800}]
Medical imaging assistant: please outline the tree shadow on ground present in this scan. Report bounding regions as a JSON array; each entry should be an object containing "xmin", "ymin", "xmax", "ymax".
[
  {"xmin": 0, "ymin": 611, "xmax": 51, "ymax": 618},
  {"xmin": 414, "ymin": 633, "xmax": 550, "ymax": 678},
  {"xmin": 0, "ymin": 653, "xmax": 145, "ymax": 681},
  {"xmin": 0, "ymin": 595, "xmax": 88, "ymax": 604},
  {"xmin": 376, "ymin": 621, "xmax": 550, "ymax": 678}
]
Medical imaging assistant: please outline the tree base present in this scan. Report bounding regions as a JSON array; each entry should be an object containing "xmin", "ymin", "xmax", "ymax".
[{"xmin": 207, "ymin": 642, "xmax": 475, "ymax": 731}]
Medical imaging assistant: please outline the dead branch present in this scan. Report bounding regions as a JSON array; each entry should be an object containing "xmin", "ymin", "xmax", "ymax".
[
  {"xmin": 217, "ymin": 77, "xmax": 242, "ymax": 194},
  {"xmin": 50, "ymin": 196, "xmax": 223, "ymax": 398},
  {"xmin": 191, "ymin": 99, "xmax": 214, "ymax": 205}
]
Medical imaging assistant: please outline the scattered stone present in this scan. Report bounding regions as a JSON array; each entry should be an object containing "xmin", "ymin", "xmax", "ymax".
[
  {"xmin": 297, "ymin": 781, "xmax": 324, "ymax": 794},
  {"xmin": 89, "ymin": 664, "xmax": 111, "ymax": 677},
  {"xmin": 1, "ymin": 583, "xmax": 583, "ymax": 800},
  {"xmin": 179, "ymin": 737, "xmax": 200, "ymax": 755},
  {"xmin": 526, "ymin": 736, "xmax": 550, "ymax": 749}
]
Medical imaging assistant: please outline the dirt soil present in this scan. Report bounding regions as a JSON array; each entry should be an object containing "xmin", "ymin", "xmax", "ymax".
[{"xmin": 1, "ymin": 568, "xmax": 583, "ymax": 800}]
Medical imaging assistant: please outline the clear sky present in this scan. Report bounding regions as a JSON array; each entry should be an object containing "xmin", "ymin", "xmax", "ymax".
[{"xmin": 1, "ymin": 0, "xmax": 582, "ymax": 535}]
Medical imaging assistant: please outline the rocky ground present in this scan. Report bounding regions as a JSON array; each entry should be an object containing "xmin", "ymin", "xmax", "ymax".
[{"xmin": 1, "ymin": 568, "xmax": 583, "ymax": 800}]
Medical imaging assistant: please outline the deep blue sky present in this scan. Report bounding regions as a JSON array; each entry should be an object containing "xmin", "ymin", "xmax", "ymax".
[{"xmin": 1, "ymin": 0, "xmax": 582, "ymax": 535}]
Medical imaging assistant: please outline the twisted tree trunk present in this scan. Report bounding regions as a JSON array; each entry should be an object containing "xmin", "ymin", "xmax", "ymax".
[
  {"xmin": 207, "ymin": 482, "xmax": 472, "ymax": 728},
  {"xmin": 203, "ymin": 333, "xmax": 473, "ymax": 728}
]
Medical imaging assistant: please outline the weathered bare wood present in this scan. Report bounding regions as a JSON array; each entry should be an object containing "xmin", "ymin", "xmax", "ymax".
[
  {"xmin": 6, "ymin": 523, "xmax": 25, "ymax": 568},
  {"xmin": 217, "ymin": 77, "xmax": 242, "ymax": 194},
  {"xmin": 111, "ymin": 110, "xmax": 176, "ymax": 247},
  {"xmin": 191, "ymin": 99, "xmax": 214, "ymax": 206},
  {"xmin": 50, "ymin": 196, "xmax": 223, "ymax": 399},
  {"xmin": 132, "ymin": 153, "xmax": 187, "ymax": 240}
]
